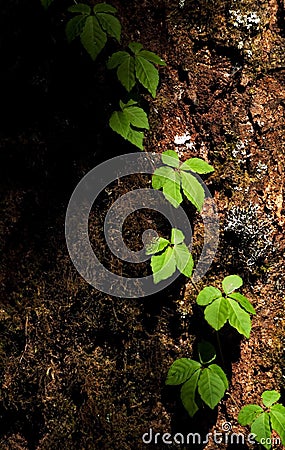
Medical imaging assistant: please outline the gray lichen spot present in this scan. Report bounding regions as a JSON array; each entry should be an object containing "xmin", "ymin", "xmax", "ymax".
[{"xmin": 224, "ymin": 203, "xmax": 275, "ymax": 269}]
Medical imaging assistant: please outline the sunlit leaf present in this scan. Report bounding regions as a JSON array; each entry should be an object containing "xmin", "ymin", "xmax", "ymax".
[
  {"xmin": 151, "ymin": 247, "xmax": 176, "ymax": 284},
  {"xmin": 180, "ymin": 157, "xmax": 214, "ymax": 174},
  {"xmin": 222, "ymin": 275, "xmax": 243, "ymax": 295},
  {"xmin": 139, "ymin": 50, "xmax": 166, "ymax": 66},
  {"xmin": 270, "ymin": 404, "xmax": 285, "ymax": 446},
  {"xmin": 123, "ymin": 105, "xmax": 149, "ymax": 129},
  {"xmin": 174, "ymin": 243, "xmax": 194, "ymax": 278},
  {"xmin": 229, "ymin": 292, "xmax": 256, "ymax": 315},
  {"xmin": 161, "ymin": 150, "xmax": 180, "ymax": 168},
  {"xmin": 181, "ymin": 171, "xmax": 205, "ymax": 212},
  {"xmin": 166, "ymin": 358, "xmax": 201, "ymax": 385},
  {"xmin": 238, "ymin": 404, "xmax": 263, "ymax": 426},
  {"xmin": 117, "ymin": 54, "xmax": 136, "ymax": 91},
  {"xmin": 198, "ymin": 366, "xmax": 227, "ymax": 409},
  {"xmin": 196, "ymin": 286, "xmax": 222, "ymax": 306},
  {"xmin": 262, "ymin": 391, "xmax": 281, "ymax": 408},
  {"xmin": 145, "ymin": 237, "xmax": 169, "ymax": 255},
  {"xmin": 251, "ymin": 413, "xmax": 271, "ymax": 450},
  {"xmin": 171, "ymin": 228, "xmax": 185, "ymax": 245},
  {"xmin": 227, "ymin": 299, "xmax": 251, "ymax": 338},
  {"xmin": 109, "ymin": 110, "xmax": 129, "ymax": 139},
  {"xmin": 135, "ymin": 55, "xmax": 159, "ymax": 98},
  {"xmin": 181, "ymin": 370, "xmax": 201, "ymax": 417},
  {"xmin": 204, "ymin": 297, "xmax": 229, "ymax": 331}
]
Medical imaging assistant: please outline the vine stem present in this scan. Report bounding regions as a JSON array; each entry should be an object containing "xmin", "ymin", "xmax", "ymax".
[
  {"xmin": 216, "ymin": 331, "xmax": 225, "ymax": 369},
  {"xmin": 190, "ymin": 279, "xmax": 199, "ymax": 294}
]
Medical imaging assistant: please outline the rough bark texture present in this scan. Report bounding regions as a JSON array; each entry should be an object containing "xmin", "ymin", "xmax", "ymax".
[{"xmin": 0, "ymin": 0, "xmax": 284, "ymax": 449}]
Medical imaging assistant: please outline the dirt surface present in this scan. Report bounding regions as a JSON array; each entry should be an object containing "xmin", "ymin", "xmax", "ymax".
[{"xmin": 0, "ymin": 0, "xmax": 285, "ymax": 449}]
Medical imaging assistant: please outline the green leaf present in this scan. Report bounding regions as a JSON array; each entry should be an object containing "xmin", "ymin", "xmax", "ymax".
[
  {"xmin": 197, "ymin": 286, "xmax": 222, "ymax": 306},
  {"xmin": 209, "ymin": 364, "xmax": 228, "ymax": 390},
  {"xmin": 68, "ymin": 3, "xmax": 91, "ymax": 14},
  {"xmin": 126, "ymin": 128, "xmax": 144, "ymax": 150},
  {"xmin": 222, "ymin": 275, "xmax": 243, "ymax": 295},
  {"xmin": 117, "ymin": 55, "xmax": 136, "ymax": 92},
  {"xmin": 139, "ymin": 50, "xmax": 166, "ymax": 66},
  {"xmin": 229, "ymin": 292, "xmax": 256, "ymax": 315},
  {"xmin": 80, "ymin": 16, "xmax": 107, "ymax": 60},
  {"xmin": 109, "ymin": 110, "xmax": 129, "ymax": 139},
  {"xmin": 251, "ymin": 413, "xmax": 272, "ymax": 450},
  {"xmin": 161, "ymin": 150, "xmax": 180, "ymax": 168},
  {"xmin": 145, "ymin": 237, "xmax": 169, "ymax": 255},
  {"xmin": 41, "ymin": 0, "xmax": 54, "ymax": 9},
  {"xmin": 66, "ymin": 15, "xmax": 87, "ymax": 43},
  {"xmin": 270, "ymin": 404, "xmax": 285, "ymax": 445},
  {"xmin": 238, "ymin": 404, "xmax": 263, "ymax": 426},
  {"xmin": 180, "ymin": 157, "xmax": 214, "ymax": 174},
  {"xmin": 262, "ymin": 391, "xmax": 281, "ymax": 408},
  {"xmin": 204, "ymin": 297, "xmax": 229, "ymax": 331},
  {"xmin": 97, "ymin": 13, "xmax": 121, "ymax": 42},
  {"xmin": 152, "ymin": 167, "xmax": 179, "ymax": 200},
  {"xmin": 152, "ymin": 166, "xmax": 177, "ymax": 189},
  {"xmin": 107, "ymin": 51, "xmax": 129, "ymax": 69},
  {"xmin": 181, "ymin": 370, "xmax": 201, "ymax": 417},
  {"xmin": 162, "ymin": 174, "xmax": 182, "ymax": 208},
  {"xmin": 198, "ymin": 341, "xmax": 216, "ymax": 365},
  {"xmin": 120, "ymin": 99, "xmax": 138, "ymax": 108},
  {"xmin": 174, "ymin": 243, "xmax": 194, "ymax": 278},
  {"xmin": 94, "ymin": 3, "xmax": 117, "ymax": 13},
  {"xmin": 112, "ymin": 101, "xmax": 149, "ymax": 145},
  {"xmin": 151, "ymin": 247, "xmax": 176, "ymax": 284},
  {"xmin": 198, "ymin": 366, "xmax": 227, "ymax": 409},
  {"xmin": 171, "ymin": 228, "xmax": 185, "ymax": 245},
  {"xmin": 128, "ymin": 42, "xmax": 143, "ymax": 54},
  {"xmin": 228, "ymin": 299, "xmax": 251, "ymax": 338},
  {"xmin": 181, "ymin": 171, "xmax": 205, "ymax": 212},
  {"xmin": 166, "ymin": 358, "xmax": 201, "ymax": 385},
  {"xmin": 123, "ymin": 106, "xmax": 149, "ymax": 129},
  {"xmin": 135, "ymin": 55, "xmax": 159, "ymax": 98}
]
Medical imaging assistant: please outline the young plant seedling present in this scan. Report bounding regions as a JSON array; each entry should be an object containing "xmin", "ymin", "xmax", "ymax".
[
  {"xmin": 152, "ymin": 150, "xmax": 214, "ymax": 211},
  {"xmin": 109, "ymin": 99, "xmax": 149, "ymax": 150},
  {"xmin": 146, "ymin": 228, "xmax": 193, "ymax": 284},
  {"xmin": 196, "ymin": 275, "xmax": 256, "ymax": 338},
  {"xmin": 166, "ymin": 341, "xmax": 228, "ymax": 417},
  {"xmin": 238, "ymin": 390, "xmax": 285, "ymax": 449},
  {"xmin": 107, "ymin": 42, "xmax": 166, "ymax": 98},
  {"xmin": 66, "ymin": 3, "xmax": 121, "ymax": 60}
]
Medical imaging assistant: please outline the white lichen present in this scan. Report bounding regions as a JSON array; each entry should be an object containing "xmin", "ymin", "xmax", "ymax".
[
  {"xmin": 232, "ymin": 139, "xmax": 251, "ymax": 162},
  {"xmin": 174, "ymin": 132, "xmax": 191, "ymax": 145},
  {"xmin": 229, "ymin": 9, "xmax": 260, "ymax": 31},
  {"xmin": 225, "ymin": 203, "xmax": 274, "ymax": 268},
  {"xmin": 256, "ymin": 161, "xmax": 268, "ymax": 177}
]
